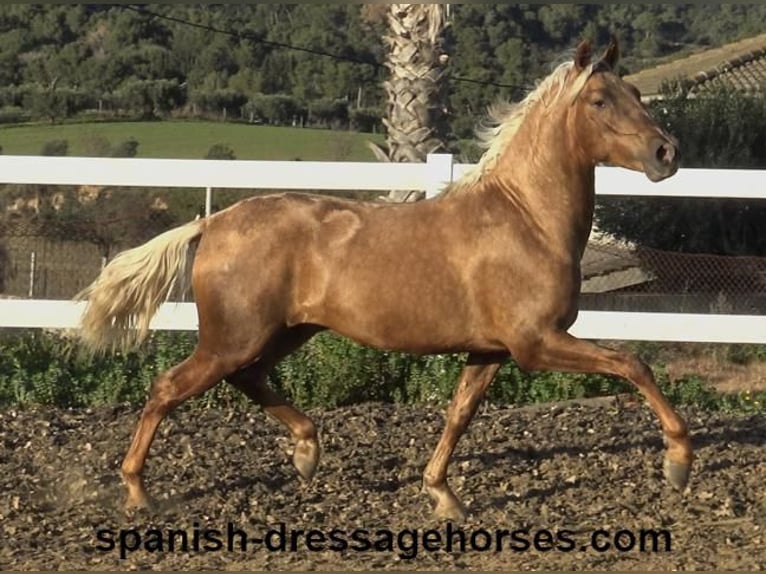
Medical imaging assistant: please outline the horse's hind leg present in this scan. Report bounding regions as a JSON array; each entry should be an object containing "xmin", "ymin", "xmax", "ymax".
[
  {"xmin": 121, "ymin": 349, "xmax": 231, "ymax": 510},
  {"xmin": 227, "ymin": 326, "xmax": 321, "ymax": 482},
  {"xmin": 229, "ymin": 376, "xmax": 320, "ymax": 482},
  {"xmin": 423, "ymin": 352, "xmax": 506, "ymax": 522}
]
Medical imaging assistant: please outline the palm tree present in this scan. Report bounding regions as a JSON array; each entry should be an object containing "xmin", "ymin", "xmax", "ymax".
[{"xmin": 369, "ymin": 4, "xmax": 452, "ymax": 202}]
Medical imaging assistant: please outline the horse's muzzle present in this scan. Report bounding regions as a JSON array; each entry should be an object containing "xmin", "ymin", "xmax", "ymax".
[{"xmin": 644, "ymin": 137, "xmax": 680, "ymax": 182}]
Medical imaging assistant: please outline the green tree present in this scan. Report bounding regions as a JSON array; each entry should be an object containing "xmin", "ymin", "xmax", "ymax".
[
  {"xmin": 243, "ymin": 93, "xmax": 304, "ymax": 125},
  {"xmin": 23, "ymin": 85, "xmax": 72, "ymax": 124}
]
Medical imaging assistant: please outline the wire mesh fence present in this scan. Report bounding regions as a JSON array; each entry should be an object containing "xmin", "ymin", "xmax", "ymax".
[
  {"xmin": 0, "ymin": 223, "xmax": 104, "ymax": 299},
  {"xmin": 0, "ymin": 183, "xmax": 193, "ymax": 301},
  {"xmin": 581, "ymin": 241, "xmax": 766, "ymax": 315}
]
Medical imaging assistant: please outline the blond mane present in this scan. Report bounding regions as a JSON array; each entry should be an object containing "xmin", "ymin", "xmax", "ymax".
[{"xmin": 445, "ymin": 57, "xmax": 595, "ymax": 194}]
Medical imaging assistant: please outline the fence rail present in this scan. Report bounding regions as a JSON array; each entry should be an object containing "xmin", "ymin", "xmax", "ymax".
[
  {"xmin": 3, "ymin": 154, "xmax": 765, "ymax": 198},
  {"xmin": 1, "ymin": 299, "xmax": 764, "ymax": 345},
  {"xmin": 1, "ymin": 153, "xmax": 765, "ymax": 344}
]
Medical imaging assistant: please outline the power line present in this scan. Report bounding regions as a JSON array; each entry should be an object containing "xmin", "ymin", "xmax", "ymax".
[
  {"xmin": 121, "ymin": 4, "xmax": 523, "ymax": 92},
  {"xmin": 122, "ymin": 5, "xmax": 383, "ymax": 70}
]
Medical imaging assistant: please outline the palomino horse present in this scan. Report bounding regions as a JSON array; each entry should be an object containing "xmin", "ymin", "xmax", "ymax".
[{"xmin": 76, "ymin": 37, "xmax": 689, "ymax": 522}]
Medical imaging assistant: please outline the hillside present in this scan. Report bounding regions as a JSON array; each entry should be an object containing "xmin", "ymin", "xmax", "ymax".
[{"xmin": 1, "ymin": 5, "xmax": 765, "ymax": 139}]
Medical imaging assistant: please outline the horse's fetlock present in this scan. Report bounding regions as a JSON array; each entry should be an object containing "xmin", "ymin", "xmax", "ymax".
[
  {"xmin": 121, "ymin": 459, "xmax": 140, "ymax": 478},
  {"xmin": 422, "ymin": 470, "xmax": 444, "ymax": 489},
  {"xmin": 664, "ymin": 419, "xmax": 689, "ymax": 441},
  {"xmin": 293, "ymin": 419, "xmax": 317, "ymax": 441}
]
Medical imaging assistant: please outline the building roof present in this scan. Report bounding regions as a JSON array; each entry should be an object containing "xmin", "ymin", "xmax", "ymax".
[
  {"xmin": 581, "ymin": 242, "xmax": 653, "ymax": 293},
  {"xmin": 624, "ymin": 33, "xmax": 766, "ymax": 100}
]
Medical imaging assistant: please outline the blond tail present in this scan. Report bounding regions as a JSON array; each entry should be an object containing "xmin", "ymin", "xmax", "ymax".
[{"xmin": 76, "ymin": 219, "xmax": 205, "ymax": 354}]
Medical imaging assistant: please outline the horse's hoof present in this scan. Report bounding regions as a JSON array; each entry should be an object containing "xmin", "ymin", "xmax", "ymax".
[
  {"xmin": 124, "ymin": 494, "xmax": 154, "ymax": 513},
  {"xmin": 425, "ymin": 484, "xmax": 468, "ymax": 523},
  {"xmin": 663, "ymin": 457, "xmax": 691, "ymax": 491},
  {"xmin": 293, "ymin": 438, "xmax": 320, "ymax": 482},
  {"xmin": 434, "ymin": 499, "xmax": 468, "ymax": 523}
]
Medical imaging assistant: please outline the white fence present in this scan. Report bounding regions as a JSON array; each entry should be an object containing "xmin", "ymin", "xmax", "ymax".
[{"xmin": 1, "ymin": 153, "xmax": 765, "ymax": 344}]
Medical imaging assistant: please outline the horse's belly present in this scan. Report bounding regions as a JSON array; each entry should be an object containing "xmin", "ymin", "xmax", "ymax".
[{"xmin": 304, "ymin": 285, "xmax": 499, "ymax": 355}]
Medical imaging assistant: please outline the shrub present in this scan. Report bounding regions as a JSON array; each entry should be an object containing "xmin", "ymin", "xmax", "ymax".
[
  {"xmin": 205, "ymin": 143, "xmax": 236, "ymax": 160},
  {"xmin": 40, "ymin": 139, "xmax": 69, "ymax": 156},
  {"xmin": 112, "ymin": 137, "xmax": 139, "ymax": 158},
  {"xmin": 0, "ymin": 329, "xmax": 759, "ymax": 413}
]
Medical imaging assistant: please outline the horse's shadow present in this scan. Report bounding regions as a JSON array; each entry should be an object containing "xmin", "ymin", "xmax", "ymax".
[
  {"xmin": 453, "ymin": 411, "xmax": 766, "ymax": 472},
  {"xmin": 153, "ymin": 467, "xmax": 295, "ymax": 514}
]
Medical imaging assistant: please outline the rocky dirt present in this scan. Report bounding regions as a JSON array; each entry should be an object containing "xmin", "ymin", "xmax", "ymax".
[{"xmin": 1, "ymin": 397, "xmax": 765, "ymax": 571}]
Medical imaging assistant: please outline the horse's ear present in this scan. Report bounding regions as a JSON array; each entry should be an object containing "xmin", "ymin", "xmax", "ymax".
[
  {"xmin": 574, "ymin": 40, "xmax": 593, "ymax": 70},
  {"xmin": 601, "ymin": 34, "xmax": 620, "ymax": 69},
  {"xmin": 574, "ymin": 40, "xmax": 593, "ymax": 71}
]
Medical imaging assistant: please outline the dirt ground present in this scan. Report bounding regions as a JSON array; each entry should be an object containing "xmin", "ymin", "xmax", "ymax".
[
  {"xmin": 1, "ymin": 397, "xmax": 765, "ymax": 571},
  {"xmin": 667, "ymin": 355, "xmax": 766, "ymax": 394}
]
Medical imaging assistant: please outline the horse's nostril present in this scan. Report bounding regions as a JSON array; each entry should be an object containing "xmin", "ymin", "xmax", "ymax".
[{"xmin": 656, "ymin": 142, "xmax": 676, "ymax": 165}]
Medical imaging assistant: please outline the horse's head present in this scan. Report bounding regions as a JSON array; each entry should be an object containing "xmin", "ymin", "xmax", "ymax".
[{"xmin": 569, "ymin": 36, "xmax": 679, "ymax": 182}]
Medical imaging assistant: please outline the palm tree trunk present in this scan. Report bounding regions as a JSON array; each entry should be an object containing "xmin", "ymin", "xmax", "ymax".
[{"xmin": 371, "ymin": 4, "xmax": 451, "ymax": 202}]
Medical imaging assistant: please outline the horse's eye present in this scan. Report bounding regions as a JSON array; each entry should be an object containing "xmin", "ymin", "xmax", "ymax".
[{"xmin": 593, "ymin": 99, "xmax": 607, "ymax": 109}]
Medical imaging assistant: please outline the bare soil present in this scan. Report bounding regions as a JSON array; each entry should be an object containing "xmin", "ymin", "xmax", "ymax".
[
  {"xmin": 1, "ymin": 398, "xmax": 765, "ymax": 571},
  {"xmin": 606, "ymin": 340, "xmax": 766, "ymax": 394},
  {"xmin": 666, "ymin": 356, "xmax": 766, "ymax": 393}
]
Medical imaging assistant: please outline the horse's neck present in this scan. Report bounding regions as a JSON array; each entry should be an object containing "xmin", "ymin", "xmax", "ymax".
[{"xmin": 490, "ymin": 124, "xmax": 596, "ymax": 259}]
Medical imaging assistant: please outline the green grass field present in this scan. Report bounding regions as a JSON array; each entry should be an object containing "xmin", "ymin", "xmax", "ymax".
[{"xmin": 0, "ymin": 120, "xmax": 385, "ymax": 161}]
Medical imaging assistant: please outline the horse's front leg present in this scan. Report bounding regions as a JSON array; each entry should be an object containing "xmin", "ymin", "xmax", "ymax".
[
  {"xmin": 515, "ymin": 330, "xmax": 693, "ymax": 489},
  {"xmin": 423, "ymin": 352, "xmax": 506, "ymax": 522}
]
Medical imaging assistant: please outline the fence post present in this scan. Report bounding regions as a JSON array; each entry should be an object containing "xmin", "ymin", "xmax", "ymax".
[
  {"xmin": 425, "ymin": 153, "xmax": 454, "ymax": 198},
  {"xmin": 205, "ymin": 187, "xmax": 212, "ymax": 217},
  {"xmin": 28, "ymin": 251, "xmax": 36, "ymax": 298}
]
